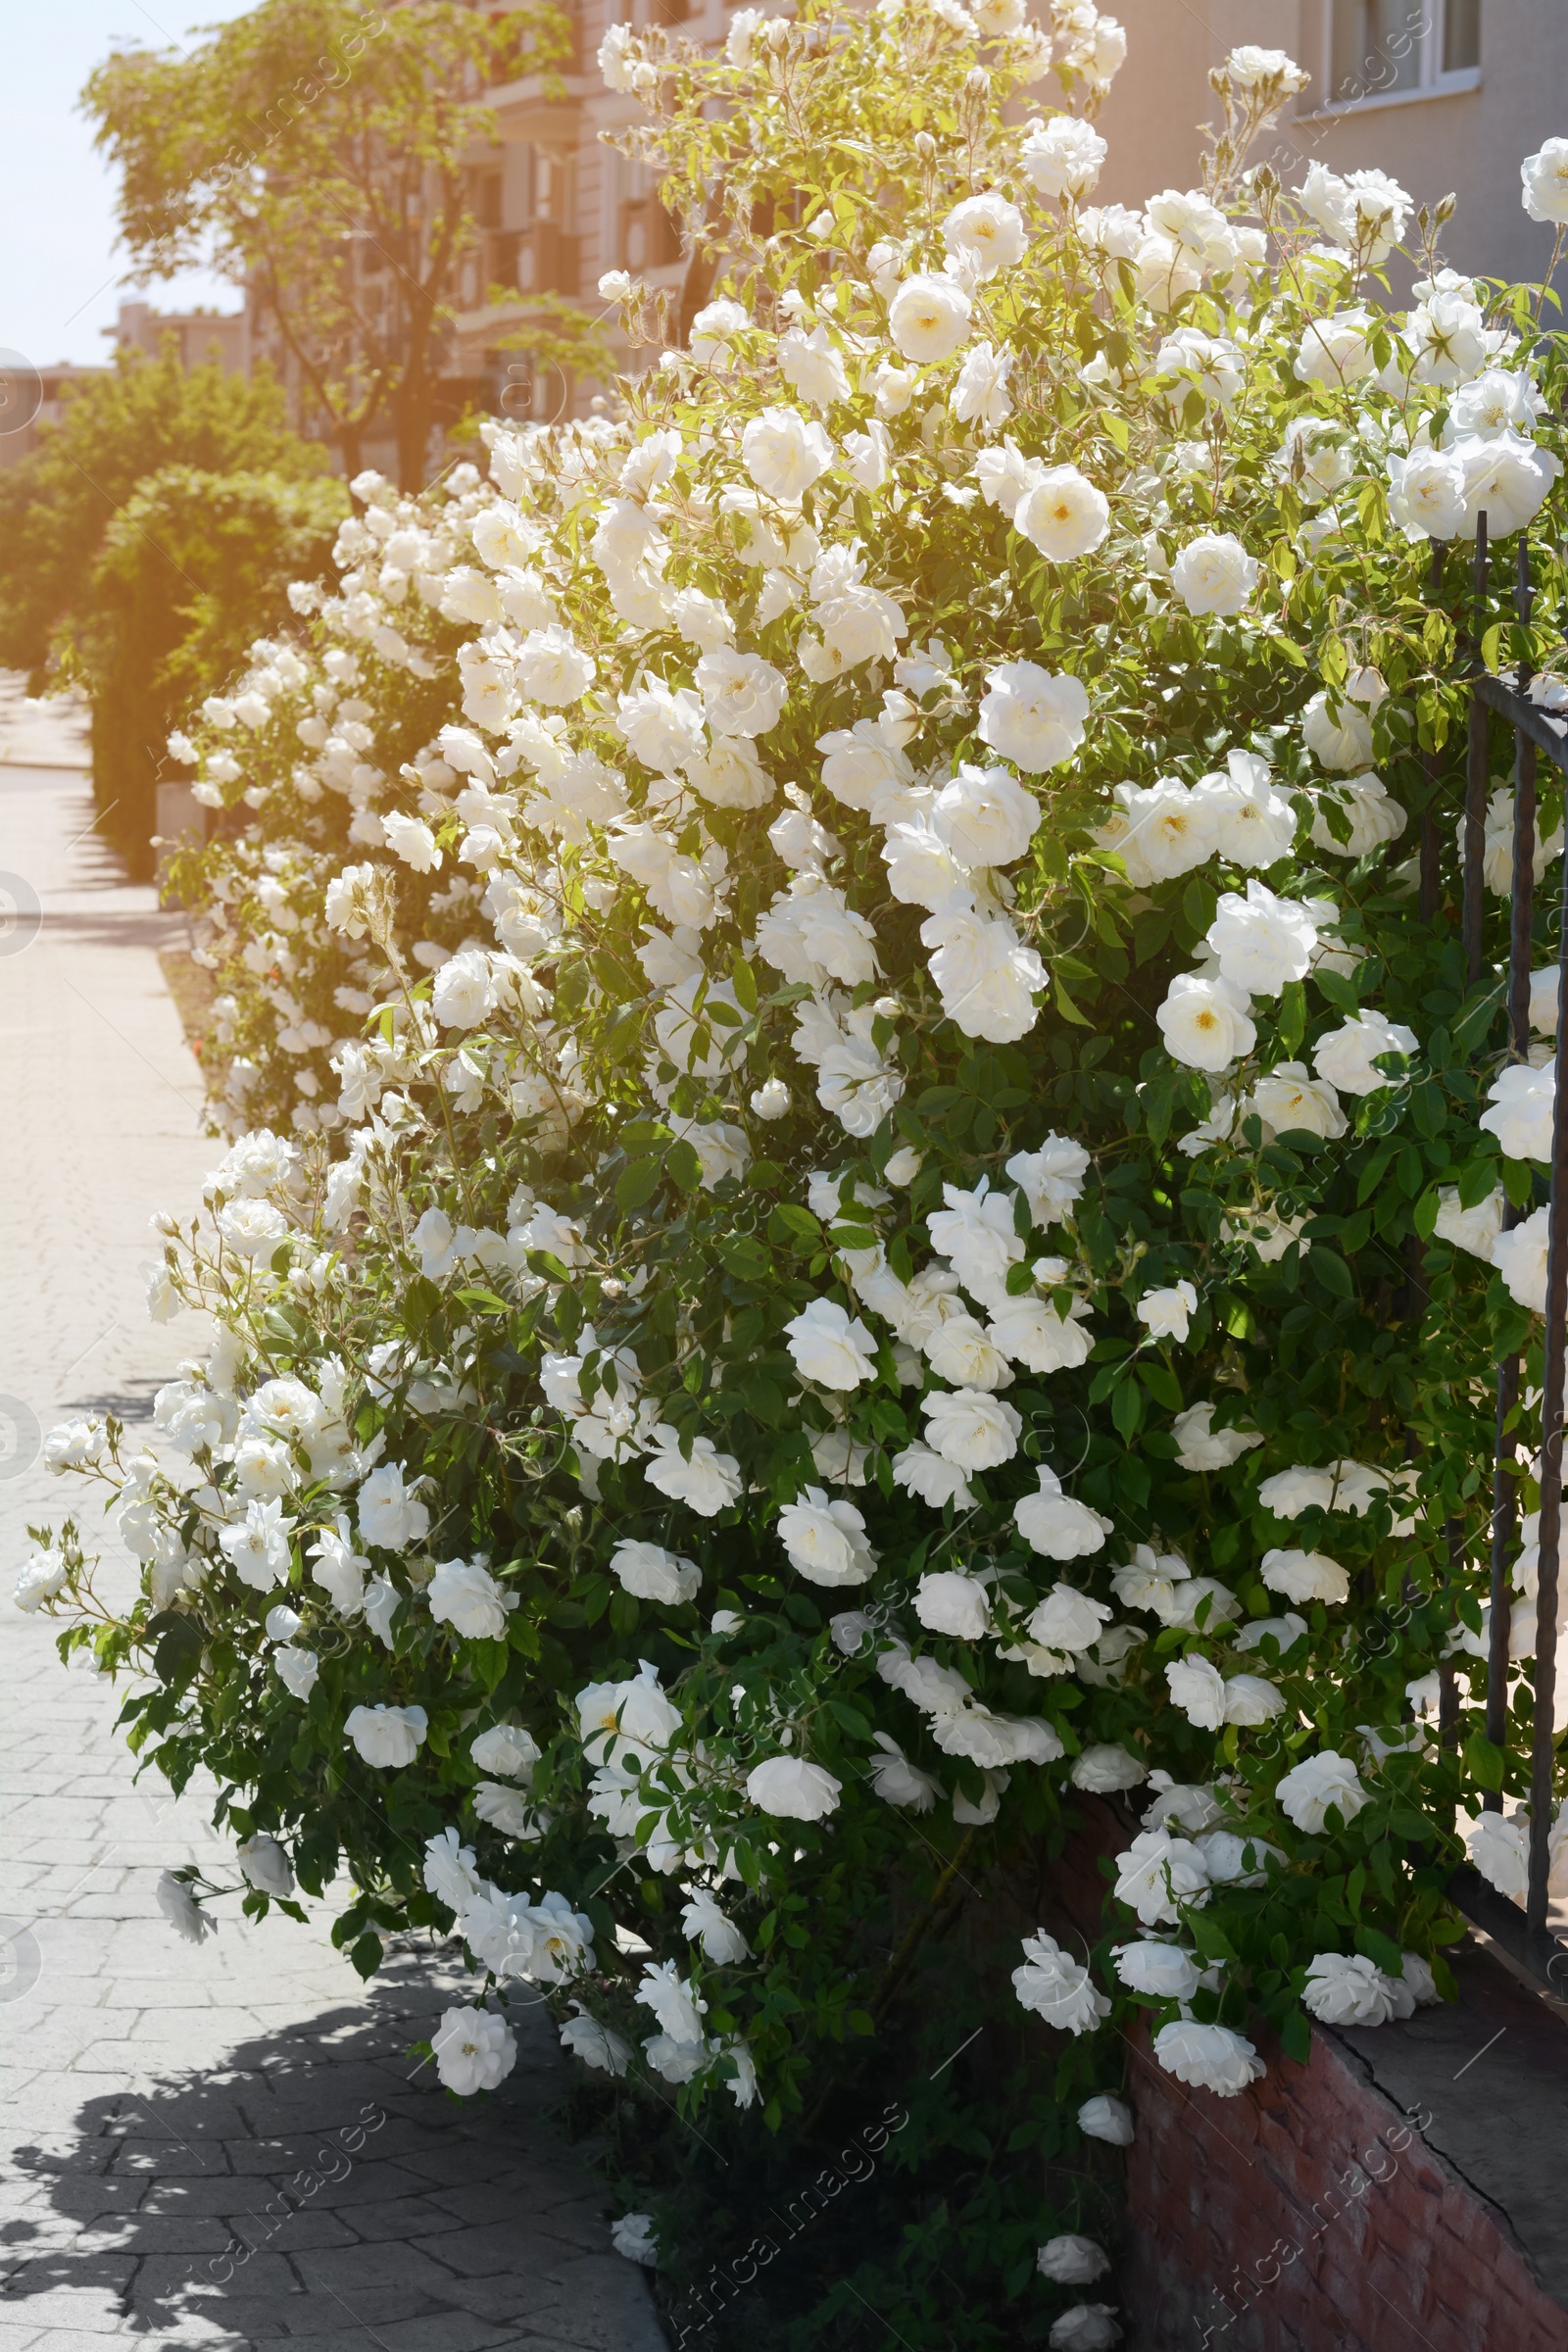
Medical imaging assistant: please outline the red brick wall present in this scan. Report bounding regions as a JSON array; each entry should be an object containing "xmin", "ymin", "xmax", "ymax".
[
  {"xmin": 1045, "ymin": 1801, "xmax": 1568, "ymax": 2350},
  {"xmin": 1121, "ymin": 2017, "xmax": 1566, "ymax": 2351}
]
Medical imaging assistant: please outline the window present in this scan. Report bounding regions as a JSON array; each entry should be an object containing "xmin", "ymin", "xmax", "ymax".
[{"xmin": 1326, "ymin": 0, "xmax": 1480, "ymax": 109}]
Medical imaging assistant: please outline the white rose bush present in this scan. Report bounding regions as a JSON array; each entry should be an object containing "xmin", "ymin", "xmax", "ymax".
[{"xmin": 25, "ymin": 6, "xmax": 1568, "ymax": 2338}]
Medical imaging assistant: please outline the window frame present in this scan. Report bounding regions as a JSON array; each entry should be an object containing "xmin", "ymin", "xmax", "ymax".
[{"xmin": 1309, "ymin": 0, "xmax": 1482, "ymax": 118}]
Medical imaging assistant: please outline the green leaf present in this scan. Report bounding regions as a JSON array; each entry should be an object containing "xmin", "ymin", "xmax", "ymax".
[
  {"xmin": 768, "ymin": 1203, "xmax": 821, "ymax": 1252},
  {"xmin": 1278, "ymin": 980, "xmax": 1305, "ymax": 1056},
  {"xmin": 1464, "ymin": 1732, "xmax": 1505, "ymax": 1791},
  {"xmin": 1309, "ymin": 1249, "xmax": 1354, "ymax": 1300},
  {"xmin": 349, "ymin": 1933, "xmax": 383, "ymax": 1981},
  {"xmin": 731, "ymin": 954, "xmax": 759, "ymax": 1013},
  {"xmin": 665, "ymin": 1139, "xmax": 703, "ymax": 1191},
  {"xmin": 615, "ymin": 1157, "xmax": 662, "ymax": 1212},
  {"xmin": 1110, "ymin": 1379, "xmax": 1144, "ymax": 1440}
]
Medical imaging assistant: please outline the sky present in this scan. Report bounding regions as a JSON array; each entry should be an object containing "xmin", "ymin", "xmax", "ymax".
[{"xmin": 0, "ymin": 0, "xmax": 257, "ymax": 371}]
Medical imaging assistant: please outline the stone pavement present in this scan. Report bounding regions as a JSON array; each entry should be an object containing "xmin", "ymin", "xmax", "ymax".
[{"xmin": 0, "ymin": 750, "xmax": 666, "ymax": 2352}]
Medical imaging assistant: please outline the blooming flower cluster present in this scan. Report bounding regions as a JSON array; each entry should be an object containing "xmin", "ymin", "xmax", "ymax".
[{"xmin": 26, "ymin": 5, "xmax": 1568, "ymax": 2331}]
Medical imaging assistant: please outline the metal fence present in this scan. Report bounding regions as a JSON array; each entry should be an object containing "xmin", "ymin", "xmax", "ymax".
[{"xmin": 1439, "ymin": 511, "xmax": 1568, "ymax": 1986}]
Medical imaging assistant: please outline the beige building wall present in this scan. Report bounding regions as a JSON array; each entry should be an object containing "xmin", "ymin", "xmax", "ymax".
[{"xmin": 1097, "ymin": 0, "xmax": 1568, "ymax": 289}]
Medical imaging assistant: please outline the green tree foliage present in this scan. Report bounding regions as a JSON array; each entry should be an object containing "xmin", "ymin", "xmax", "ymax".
[
  {"xmin": 83, "ymin": 0, "xmax": 570, "ymax": 487},
  {"xmin": 84, "ymin": 467, "xmax": 350, "ymax": 870},
  {"xmin": 0, "ymin": 344, "xmax": 319, "ymax": 682}
]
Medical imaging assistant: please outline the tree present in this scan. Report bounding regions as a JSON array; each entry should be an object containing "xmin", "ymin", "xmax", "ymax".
[
  {"xmin": 0, "ymin": 344, "xmax": 320, "ymax": 682},
  {"xmin": 84, "ymin": 0, "xmax": 570, "ymax": 489},
  {"xmin": 84, "ymin": 467, "xmax": 350, "ymax": 870}
]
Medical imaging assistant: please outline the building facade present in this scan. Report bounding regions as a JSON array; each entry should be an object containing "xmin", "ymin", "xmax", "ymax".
[{"xmin": 1095, "ymin": 0, "xmax": 1568, "ymax": 294}]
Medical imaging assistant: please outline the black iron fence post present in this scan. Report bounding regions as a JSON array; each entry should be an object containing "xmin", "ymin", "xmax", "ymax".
[{"xmin": 1484, "ymin": 534, "xmax": 1537, "ymax": 1804}]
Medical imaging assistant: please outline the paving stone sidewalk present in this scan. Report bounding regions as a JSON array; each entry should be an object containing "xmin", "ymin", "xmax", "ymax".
[{"xmin": 0, "ymin": 755, "xmax": 666, "ymax": 2352}]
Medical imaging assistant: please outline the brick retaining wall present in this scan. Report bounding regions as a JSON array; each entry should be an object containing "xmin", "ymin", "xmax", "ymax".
[{"xmin": 1047, "ymin": 1799, "xmax": 1568, "ymax": 2349}]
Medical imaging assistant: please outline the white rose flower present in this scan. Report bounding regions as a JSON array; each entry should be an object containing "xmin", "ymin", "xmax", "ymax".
[
  {"xmin": 986, "ymin": 1292, "xmax": 1095, "ymax": 1373},
  {"xmin": 217, "ymin": 1198, "xmax": 290, "ymax": 1261},
  {"xmin": 433, "ymin": 2007, "xmax": 517, "ymax": 2095},
  {"xmin": 778, "ymin": 1489, "xmax": 877, "ymax": 1586},
  {"xmin": 1205, "ymin": 880, "xmax": 1317, "ymax": 997},
  {"xmin": 1165, "ymin": 1654, "xmax": 1228, "ymax": 1731},
  {"xmin": 1312, "ymin": 1011, "xmax": 1417, "ymax": 1096},
  {"xmin": 1153, "ymin": 2019, "xmax": 1265, "ymax": 2095},
  {"xmin": 612, "ymin": 2213, "xmax": 659, "ymax": 2267},
  {"xmin": 470, "ymin": 1723, "xmax": 541, "ymax": 1779},
  {"xmin": 921, "ymin": 1387, "xmax": 1023, "ymax": 1471},
  {"xmin": 888, "ymin": 272, "xmax": 972, "ymax": 362},
  {"xmin": 915, "ymin": 1570, "xmax": 993, "ymax": 1638},
  {"xmin": 977, "ymin": 659, "xmax": 1090, "ymax": 771},
  {"xmin": 931, "ymin": 762, "xmax": 1043, "ymax": 869},
  {"xmin": 1524, "ymin": 139, "xmax": 1568, "ymax": 224},
  {"xmin": 560, "ymin": 2001, "xmax": 632, "ymax": 2079},
  {"xmin": 1454, "ymin": 432, "xmax": 1563, "ymax": 539},
  {"xmin": 920, "ymin": 908, "xmax": 1047, "ymax": 1042},
  {"xmin": 741, "ymin": 403, "xmax": 834, "ymax": 500},
  {"xmin": 611, "ymin": 1541, "xmax": 702, "ymax": 1605},
  {"xmin": 1481, "ymin": 1061, "xmax": 1554, "ymax": 1159},
  {"xmin": 1006, "ymin": 1136, "xmax": 1090, "ymax": 1226},
  {"xmin": 1171, "ymin": 1402, "xmax": 1261, "ymax": 1471},
  {"xmin": 642, "ymin": 1427, "xmax": 744, "ymax": 1516},
  {"xmin": 1302, "ymin": 668, "xmax": 1385, "ymax": 770},
  {"xmin": 1433, "ymin": 1183, "xmax": 1505, "ymax": 1259},
  {"xmin": 1247, "ymin": 1062, "xmax": 1347, "ymax": 1141},
  {"xmin": 1275, "ymin": 1749, "xmax": 1368, "ymax": 1833},
  {"xmin": 892, "ymin": 1442, "xmax": 977, "ymax": 1510},
  {"xmin": 218, "ymin": 1498, "xmax": 292, "ymax": 1591},
  {"xmin": 1014, "ymin": 466, "xmax": 1111, "ymax": 561},
  {"xmin": 1014, "ymin": 1471, "xmax": 1113, "ymax": 1559},
  {"xmin": 1467, "ymin": 1810, "xmax": 1530, "ymax": 1900},
  {"xmin": 784, "ymin": 1297, "xmax": 879, "ymax": 1389},
  {"xmin": 1072, "ymin": 1745, "xmax": 1149, "ymax": 1793},
  {"xmin": 237, "ymin": 1834, "xmax": 294, "ymax": 1897},
  {"xmin": 951, "ymin": 341, "xmax": 1015, "ymax": 430},
  {"xmin": 1260, "ymin": 1547, "xmax": 1349, "ymax": 1605},
  {"xmin": 428, "ymin": 1556, "xmax": 511, "ymax": 1641},
  {"xmin": 382, "ymin": 810, "xmax": 442, "ymax": 872},
  {"xmin": 358, "ymin": 1462, "xmax": 430, "ymax": 1550},
  {"xmin": 1301, "ymin": 1952, "xmax": 1398, "ymax": 2028},
  {"xmin": 1100, "ymin": 777, "xmax": 1217, "ymax": 884},
  {"xmin": 746, "ymin": 1755, "xmax": 843, "ymax": 1820},
  {"xmin": 1038, "ymin": 2238, "xmax": 1111, "ymax": 2299},
  {"xmin": 1112, "ymin": 1830, "xmax": 1211, "ymax": 1926},
  {"xmin": 1493, "ymin": 1206, "xmax": 1550, "ymax": 1310},
  {"xmin": 275, "ymin": 1648, "xmax": 319, "ymax": 1701},
  {"xmin": 472, "ymin": 1782, "xmax": 545, "ymax": 1840},
  {"xmin": 690, "ymin": 294, "xmax": 749, "ymax": 363},
  {"xmin": 1020, "ymin": 116, "xmax": 1106, "ymax": 201},
  {"xmin": 925, "ymin": 1313, "xmax": 1013, "ymax": 1391},
  {"xmin": 1388, "ymin": 445, "xmax": 1467, "ymax": 541},
  {"xmin": 695, "ymin": 648, "xmax": 788, "ymax": 738},
  {"xmin": 777, "ymin": 321, "xmax": 850, "ymax": 407},
  {"xmin": 1295, "ymin": 306, "xmax": 1375, "ymax": 386},
  {"xmin": 1191, "ymin": 749, "xmax": 1298, "ymax": 868},
  {"xmin": 616, "ymin": 681, "xmax": 708, "ymax": 775},
  {"xmin": 1135, "ymin": 1281, "xmax": 1198, "ymax": 1344},
  {"xmin": 1112, "ymin": 1938, "xmax": 1203, "ymax": 2000},
  {"xmin": 14, "ymin": 1551, "xmax": 68, "ymax": 1611},
  {"xmin": 1156, "ymin": 972, "xmax": 1255, "ymax": 1071},
  {"xmin": 344, "ymin": 1703, "xmax": 428, "ymax": 1769},
  {"xmin": 681, "ymin": 1886, "xmax": 751, "ymax": 1963},
  {"xmin": 431, "ymin": 949, "xmax": 495, "ymax": 1031},
  {"xmin": 1169, "ymin": 532, "xmax": 1258, "ymax": 615},
  {"xmin": 1011, "ymin": 1933, "xmax": 1111, "ymax": 2034},
  {"xmin": 943, "ymin": 191, "xmax": 1028, "ymax": 279},
  {"xmin": 514, "ymin": 624, "xmax": 594, "ymax": 708},
  {"xmin": 1028, "ymin": 1583, "xmax": 1113, "ymax": 1654},
  {"xmin": 156, "ymin": 1872, "xmax": 215, "ymax": 1945},
  {"xmin": 1077, "ymin": 2093, "xmax": 1135, "ymax": 2145}
]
